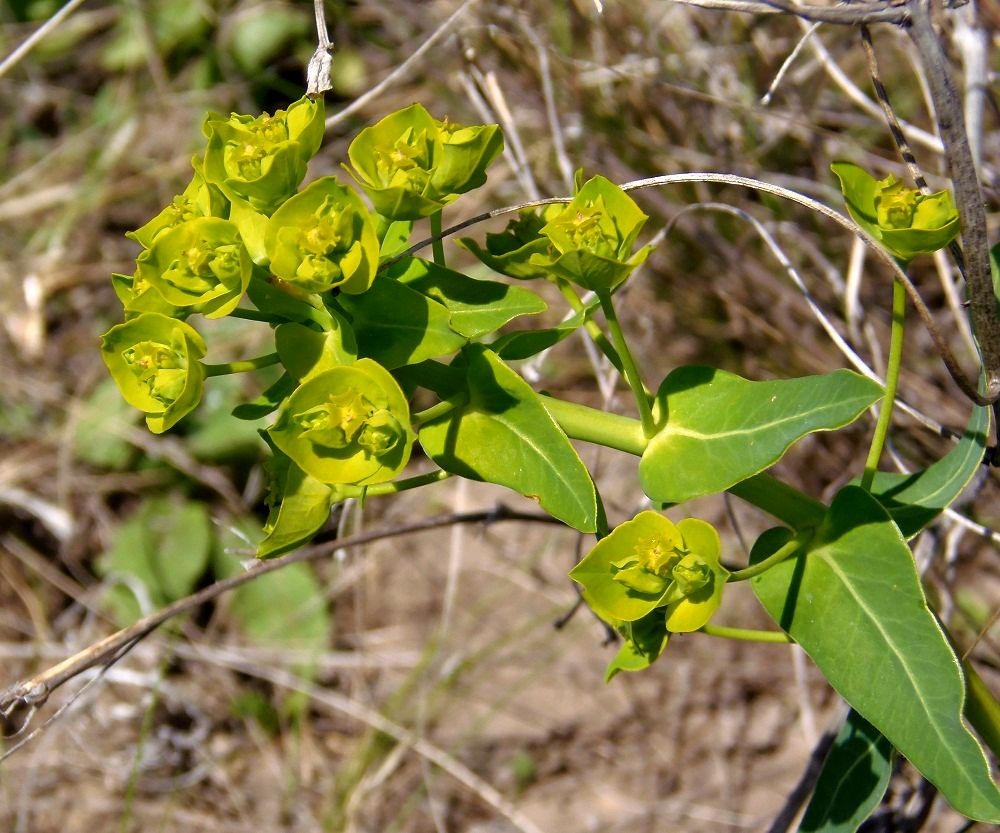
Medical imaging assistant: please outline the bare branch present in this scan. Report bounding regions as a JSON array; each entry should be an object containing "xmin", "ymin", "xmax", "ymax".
[
  {"xmin": 760, "ymin": 0, "xmax": 909, "ymax": 25},
  {"xmin": 325, "ymin": 0, "xmax": 480, "ymax": 129},
  {"xmin": 0, "ymin": 506, "xmax": 563, "ymax": 742},
  {"xmin": 906, "ymin": 0, "xmax": 1000, "ymax": 400}
]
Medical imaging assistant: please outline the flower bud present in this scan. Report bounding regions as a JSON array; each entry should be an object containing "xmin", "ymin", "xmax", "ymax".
[
  {"xmin": 831, "ymin": 161, "xmax": 960, "ymax": 263},
  {"xmin": 570, "ymin": 510, "xmax": 727, "ymax": 630},
  {"xmin": 347, "ymin": 103, "xmax": 503, "ymax": 220},
  {"xmin": 529, "ymin": 175, "xmax": 651, "ymax": 292}
]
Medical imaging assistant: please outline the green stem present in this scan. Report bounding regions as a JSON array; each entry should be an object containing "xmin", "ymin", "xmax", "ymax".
[
  {"xmin": 540, "ymin": 395, "xmax": 648, "ymax": 455},
  {"xmin": 728, "ymin": 534, "xmax": 808, "ymax": 582},
  {"xmin": 699, "ymin": 623, "xmax": 793, "ymax": 643},
  {"xmin": 412, "ymin": 393, "xmax": 469, "ymax": 427},
  {"xmin": 229, "ymin": 308, "xmax": 279, "ymax": 323},
  {"xmin": 597, "ymin": 291, "xmax": 656, "ymax": 437},
  {"xmin": 861, "ymin": 277, "xmax": 906, "ymax": 491},
  {"xmin": 556, "ymin": 281, "xmax": 625, "ymax": 373},
  {"xmin": 341, "ymin": 469, "xmax": 453, "ymax": 499},
  {"xmin": 203, "ymin": 352, "xmax": 281, "ymax": 377},
  {"xmin": 541, "ymin": 396, "xmax": 825, "ymax": 531},
  {"xmin": 430, "ymin": 210, "xmax": 446, "ymax": 267}
]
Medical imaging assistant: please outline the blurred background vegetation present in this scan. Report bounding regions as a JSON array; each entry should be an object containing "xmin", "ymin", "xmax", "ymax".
[{"xmin": 0, "ymin": 1, "xmax": 997, "ymax": 831}]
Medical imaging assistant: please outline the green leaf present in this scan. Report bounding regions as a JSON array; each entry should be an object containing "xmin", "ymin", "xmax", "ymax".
[
  {"xmin": 214, "ymin": 529, "xmax": 331, "ymax": 676},
  {"xmin": 258, "ymin": 452, "xmax": 335, "ymax": 559},
  {"xmin": 275, "ymin": 318, "xmax": 357, "ymax": 381},
  {"xmin": 605, "ymin": 611, "xmax": 670, "ymax": 682},
  {"xmin": 866, "ymin": 401, "xmax": 988, "ymax": 538},
  {"xmin": 391, "ymin": 257, "xmax": 547, "ymax": 338},
  {"xmin": 336, "ymin": 276, "xmax": 467, "ymax": 369},
  {"xmin": 232, "ymin": 372, "xmax": 297, "ymax": 420},
  {"xmin": 185, "ymin": 373, "xmax": 268, "ymax": 461},
  {"xmin": 96, "ymin": 497, "xmax": 212, "ymax": 625},
  {"xmin": 491, "ymin": 302, "xmax": 596, "ymax": 361},
  {"xmin": 378, "ymin": 219, "xmax": 413, "ymax": 260},
  {"xmin": 751, "ymin": 486, "xmax": 1000, "ymax": 822},
  {"xmin": 419, "ymin": 345, "xmax": 598, "ymax": 532},
  {"xmin": 229, "ymin": 565, "xmax": 330, "ymax": 662},
  {"xmin": 640, "ymin": 366, "xmax": 883, "ymax": 504},
  {"xmin": 246, "ymin": 274, "xmax": 334, "ymax": 329},
  {"xmin": 799, "ymin": 709, "xmax": 893, "ymax": 833}
]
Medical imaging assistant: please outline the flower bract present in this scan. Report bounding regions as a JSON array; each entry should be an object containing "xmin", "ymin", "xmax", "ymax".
[
  {"xmin": 265, "ymin": 176, "xmax": 379, "ymax": 295},
  {"xmin": 569, "ymin": 510, "xmax": 727, "ymax": 631},
  {"xmin": 135, "ymin": 217, "xmax": 252, "ymax": 318},
  {"xmin": 201, "ymin": 95, "xmax": 325, "ymax": 213},
  {"xmin": 127, "ymin": 173, "xmax": 229, "ymax": 249},
  {"xmin": 100, "ymin": 312, "xmax": 206, "ymax": 433},
  {"xmin": 347, "ymin": 103, "xmax": 503, "ymax": 220},
  {"xmin": 268, "ymin": 360, "xmax": 415, "ymax": 486},
  {"xmin": 529, "ymin": 174, "xmax": 652, "ymax": 292}
]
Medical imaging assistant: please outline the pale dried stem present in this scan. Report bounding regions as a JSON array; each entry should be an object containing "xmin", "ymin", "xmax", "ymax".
[
  {"xmin": 0, "ymin": 0, "xmax": 89, "ymax": 80},
  {"xmin": 325, "ymin": 0, "xmax": 480, "ymax": 129}
]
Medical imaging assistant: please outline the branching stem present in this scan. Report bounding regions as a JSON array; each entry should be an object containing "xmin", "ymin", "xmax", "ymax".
[
  {"xmin": 598, "ymin": 292, "xmax": 655, "ymax": 437},
  {"xmin": 862, "ymin": 278, "xmax": 906, "ymax": 491},
  {"xmin": 699, "ymin": 623, "xmax": 793, "ymax": 643},
  {"xmin": 203, "ymin": 353, "xmax": 281, "ymax": 377},
  {"xmin": 728, "ymin": 535, "xmax": 808, "ymax": 582}
]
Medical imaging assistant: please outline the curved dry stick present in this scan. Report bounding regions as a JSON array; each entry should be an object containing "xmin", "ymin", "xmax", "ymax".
[
  {"xmin": 407, "ymin": 173, "xmax": 989, "ymax": 405},
  {"xmin": 623, "ymin": 173, "xmax": 989, "ymax": 404},
  {"xmin": 325, "ymin": 0, "xmax": 480, "ymax": 129},
  {"xmin": 760, "ymin": 0, "xmax": 908, "ymax": 25},
  {"xmin": 0, "ymin": 506, "xmax": 563, "ymax": 743}
]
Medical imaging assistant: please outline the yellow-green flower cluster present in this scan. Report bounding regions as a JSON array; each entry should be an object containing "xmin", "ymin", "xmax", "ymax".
[{"xmin": 347, "ymin": 103, "xmax": 503, "ymax": 219}]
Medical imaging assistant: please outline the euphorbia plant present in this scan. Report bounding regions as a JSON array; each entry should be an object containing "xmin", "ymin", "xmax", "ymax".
[{"xmin": 100, "ymin": 95, "xmax": 1000, "ymax": 826}]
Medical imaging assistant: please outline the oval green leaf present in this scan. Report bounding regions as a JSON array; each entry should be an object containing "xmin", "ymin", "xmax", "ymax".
[
  {"xmin": 751, "ymin": 486, "xmax": 1000, "ymax": 822},
  {"xmin": 391, "ymin": 257, "xmax": 547, "ymax": 338},
  {"xmin": 640, "ymin": 366, "xmax": 883, "ymax": 504},
  {"xmin": 419, "ymin": 345, "xmax": 598, "ymax": 532},
  {"xmin": 336, "ymin": 276, "xmax": 467, "ymax": 369}
]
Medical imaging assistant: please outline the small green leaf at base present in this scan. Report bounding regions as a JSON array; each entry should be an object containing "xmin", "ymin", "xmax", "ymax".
[{"xmin": 800, "ymin": 709, "xmax": 893, "ymax": 833}]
